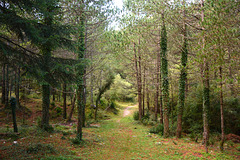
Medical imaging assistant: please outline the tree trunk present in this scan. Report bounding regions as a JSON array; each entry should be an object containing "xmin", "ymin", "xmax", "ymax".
[
  {"xmin": 58, "ymin": 91, "xmax": 61, "ymax": 102},
  {"xmin": 219, "ymin": 66, "xmax": 224, "ymax": 151},
  {"xmin": 146, "ymin": 85, "xmax": 150, "ymax": 111},
  {"xmin": 15, "ymin": 67, "xmax": 20, "ymax": 109},
  {"xmin": 161, "ymin": 13, "xmax": 170, "ymax": 137},
  {"xmin": 138, "ymin": 39, "xmax": 142, "ymax": 119},
  {"xmin": 176, "ymin": 1, "xmax": 188, "ymax": 138},
  {"xmin": 52, "ymin": 87, "xmax": 55, "ymax": 102},
  {"xmin": 63, "ymin": 83, "xmax": 67, "ymax": 119},
  {"xmin": 5, "ymin": 64, "xmax": 9, "ymax": 108},
  {"xmin": 82, "ymin": 70, "xmax": 86, "ymax": 127},
  {"xmin": 155, "ymin": 44, "xmax": 161, "ymax": 121},
  {"xmin": 10, "ymin": 77, "xmax": 12, "ymax": 98},
  {"xmin": 10, "ymin": 97, "xmax": 18, "ymax": 132},
  {"xmin": 67, "ymin": 90, "xmax": 76, "ymax": 122},
  {"xmin": 41, "ymin": 84, "xmax": 50, "ymax": 130},
  {"xmin": 134, "ymin": 43, "xmax": 142, "ymax": 120},
  {"xmin": 201, "ymin": 0, "xmax": 209, "ymax": 153},
  {"xmin": 77, "ymin": 84, "xmax": 84, "ymax": 140},
  {"xmin": 1, "ymin": 64, "xmax": 6, "ymax": 104},
  {"xmin": 159, "ymin": 72, "xmax": 163, "ymax": 124},
  {"xmin": 142, "ymin": 67, "xmax": 146, "ymax": 116},
  {"xmin": 76, "ymin": 2, "xmax": 85, "ymax": 140}
]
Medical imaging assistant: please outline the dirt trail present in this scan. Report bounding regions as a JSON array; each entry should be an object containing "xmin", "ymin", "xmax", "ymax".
[{"xmin": 123, "ymin": 105, "xmax": 135, "ymax": 117}]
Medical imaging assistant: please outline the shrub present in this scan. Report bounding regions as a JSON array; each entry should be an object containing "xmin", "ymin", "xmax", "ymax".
[
  {"xmin": 149, "ymin": 124, "xmax": 164, "ymax": 135},
  {"xmin": 70, "ymin": 138, "xmax": 82, "ymax": 145},
  {"xmin": 50, "ymin": 102, "xmax": 56, "ymax": 109},
  {"xmin": 133, "ymin": 111, "xmax": 139, "ymax": 121},
  {"xmin": 36, "ymin": 116, "xmax": 42, "ymax": 128},
  {"xmin": 141, "ymin": 112, "xmax": 150, "ymax": 125},
  {"xmin": 106, "ymin": 101, "xmax": 119, "ymax": 115},
  {"xmin": 26, "ymin": 143, "xmax": 56, "ymax": 154}
]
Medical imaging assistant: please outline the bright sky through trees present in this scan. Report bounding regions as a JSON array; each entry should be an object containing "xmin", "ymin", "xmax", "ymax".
[{"xmin": 113, "ymin": 0, "xmax": 123, "ymax": 9}]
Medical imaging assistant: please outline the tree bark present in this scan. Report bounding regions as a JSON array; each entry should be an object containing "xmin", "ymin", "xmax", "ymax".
[
  {"xmin": 5, "ymin": 64, "xmax": 9, "ymax": 107},
  {"xmin": 52, "ymin": 87, "xmax": 55, "ymax": 102},
  {"xmin": 219, "ymin": 66, "xmax": 224, "ymax": 151},
  {"xmin": 146, "ymin": 85, "xmax": 150, "ymax": 111},
  {"xmin": 15, "ymin": 67, "xmax": 20, "ymax": 109},
  {"xmin": 138, "ymin": 39, "xmax": 142, "ymax": 118},
  {"xmin": 63, "ymin": 83, "xmax": 67, "ymax": 119},
  {"xmin": 134, "ymin": 42, "xmax": 142, "ymax": 120},
  {"xmin": 161, "ymin": 13, "xmax": 170, "ymax": 137},
  {"xmin": 201, "ymin": 0, "xmax": 209, "ymax": 153},
  {"xmin": 1, "ymin": 64, "xmax": 6, "ymax": 104},
  {"xmin": 67, "ymin": 91, "xmax": 76, "ymax": 122},
  {"xmin": 176, "ymin": 1, "xmax": 188, "ymax": 138},
  {"xmin": 82, "ymin": 70, "xmax": 86, "ymax": 127},
  {"xmin": 41, "ymin": 84, "xmax": 50, "ymax": 129},
  {"xmin": 10, "ymin": 97, "xmax": 18, "ymax": 132},
  {"xmin": 155, "ymin": 44, "xmax": 161, "ymax": 121},
  {"xmin": 76, "ymin": 1, "xmax": 85, "ymax": 140},
  {"xmin": 159, "ymin": 72, "xmax": 163, "ymax": 124},
  {"xmin": 142, "ymin": 67, "xmax": 146, "ymax": 116}
]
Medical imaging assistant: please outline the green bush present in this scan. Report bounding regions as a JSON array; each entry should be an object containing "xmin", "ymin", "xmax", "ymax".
[
  {"xmin": 106, "ymin": 101, "xmax": 119, "ymax": 115},
  {"xmin": 70, "ymin": 138, "xmax": 82, "ymax": 145},
  {"xmin": 141, "ymin": 112, "xmax": 150, "ymax": 125},
  {"xmin": 133, "ymin": 111, "xmax": 139, "ymax": 121},
  {"xmin": 50, "ymin": 102, "xmax": 56, "ymax": 109},
  {"xmin": 149, "ymin": 124, "xmax": 164, "ymax": 135},
  {"xmin": 26, "ymin": 143, "xmax": 56, "ymax": 154},
  {"xmin": 36, "ymin": 116, "xmax": 42, "ymax": 128},
  {"xmin": 236, "ymin": 145, "xmax": 240, "ymax": 151},
  {"xmin": 183, "ymin": 84, "xmax": 240, "ymax": 135}
]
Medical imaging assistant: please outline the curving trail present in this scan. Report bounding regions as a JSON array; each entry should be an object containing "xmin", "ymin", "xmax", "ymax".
[{"xmin": 123, "ymin": 105, "xmax": 136, "ymax": 117}]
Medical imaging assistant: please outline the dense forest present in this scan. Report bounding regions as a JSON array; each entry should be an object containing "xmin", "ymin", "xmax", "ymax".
[{"xmin": 0, "ymin": 0, "xmax": 239, "ymax": 159}]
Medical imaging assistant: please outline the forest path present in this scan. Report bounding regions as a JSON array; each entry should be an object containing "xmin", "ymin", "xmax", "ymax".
[
  {"xmin": 122, "ymin": 104, "xmax": 137, "ymax": 117},
  {"xmin": 76, "ymin": 104, "xmax": 174, "ymax": 159},
  {"xmin": 73, "ymin": 104, "xmax": 237, "ymax": 160}
]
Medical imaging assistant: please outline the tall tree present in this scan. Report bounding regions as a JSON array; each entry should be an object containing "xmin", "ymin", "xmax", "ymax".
[
  {"xmin": 76, "ymin": 0, "xmax": 85, "ymax": 141},
  {"xmin": 160, "ymin": 13, "xmax": 170, "ymax": 138},
  {"xmin": 201, "ymin": 0, "xmax": 209, "ymax": 153},
  {"xmin": 63, "ymin": 83, "xmax": 67, "ymax": 119},
  {"xmin": 15, "ymin": 67, "xmax": 20, "ymax": 108},
  {"xmin": 1, "ymin": 64, "xmax": 6, "ymax": 105},
  {"xmin": 176, "ymin": 0, "xmax": 188, "ymax": 138}
]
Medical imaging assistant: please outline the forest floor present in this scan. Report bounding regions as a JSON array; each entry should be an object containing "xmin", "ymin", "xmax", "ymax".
[{"xmin": 0, "ymin": 101, "xmax": 240, "ymax": 159}]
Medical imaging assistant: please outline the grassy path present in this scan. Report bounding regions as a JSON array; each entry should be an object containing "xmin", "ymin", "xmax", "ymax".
[
  {"xmin": 74, "ymin": 104, "xmax": 239, "ymax": 160},
  {"xmin": 1, "ymin": 102, "xmax": 239, "ymax": 159}
]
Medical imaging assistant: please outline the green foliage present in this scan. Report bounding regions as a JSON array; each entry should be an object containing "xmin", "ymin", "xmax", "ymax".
[
  {"xmin": 70, "ymin": 138, "xmax": 83, "ymax": 145},
  {"xmin": 26, "ymin": 143, "xmax": 56, "ymax": 154},
  {"xmin": 36, "ymin": 116, "xmax": 54, "ymax": 133},
  {"xmin": 99, "ymin": 97, "xmax": 109, "ymax": 109},
  {"xmin": 36, "ymin": 116, "xmax": 42, "ymax": 128},
  {"xmin": 133, "ymin": 111, "xmax": 139, "ymax": 121},
  {"xmin": 51, "ymin": 107, "xmax": 62, "ymax": 118},
  {"xmin": 105, "ymin": 74, "xmax": 136, "ymax": 102},
  {"xmin": 236, "ymin": 145, "xmax": 240, "ymax": 151},
  {"xmin": 149, "ymin": 124, "xmax": 164, "ymax": 135},
  {"xmin": 140, "ymin": 111, "xmax": 151, "ymax": 125},
  {"xmin": 107, "ymin": 101, "xmax": 119, "ymax": 115},
  {"xmin": 183, "ymin": 84, "xmax": 240, "ymax": 135}
]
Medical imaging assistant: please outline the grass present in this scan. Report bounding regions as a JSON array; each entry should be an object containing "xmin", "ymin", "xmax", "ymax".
[{"xmin": 0, "ymin": 102, "xmax": 239, "ymax": 159}]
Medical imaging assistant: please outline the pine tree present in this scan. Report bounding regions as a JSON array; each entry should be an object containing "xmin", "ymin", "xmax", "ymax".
[
  {"xmin": 1, "ymin": 0, "xmax": 75, "ymax": 131},
  {"xmin": 76, "ymin": 0, "xmax": 86, "ymax": 141},
  {"xmin": 176, "ymin": 0, "xmax": 188, "ymax": 138},
  {"xmin": 160, "ymin": 13, "xmax": 170, "ymax": 138}
]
